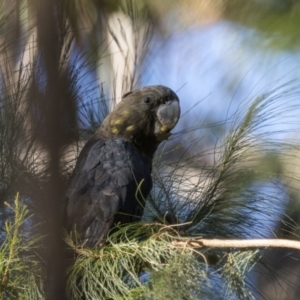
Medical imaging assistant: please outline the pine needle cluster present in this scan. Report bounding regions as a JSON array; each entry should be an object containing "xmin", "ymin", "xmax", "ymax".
[
  {"xmin": 1, "ymin": 0, "xmax": 300, "ymax": 299},
  {"xmin": 0, "ymin": 195, "xmax": 44, "ymax": 299}
]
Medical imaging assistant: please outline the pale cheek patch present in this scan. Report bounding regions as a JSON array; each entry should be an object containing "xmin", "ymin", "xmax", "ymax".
[
  {"xmin": 121, "ymin": 110, "xmax": 130, "ymax": 117},
  {"xmin": 110, "ymin": 118, "xmax": 123, "ymax": 126},
  {"xmin": 111, "ymin": 127, "xmax": 119, "ymax": 134},
  {"xmin": 126, "ymin": 125, "xmax": 135, "ymax": 132}
]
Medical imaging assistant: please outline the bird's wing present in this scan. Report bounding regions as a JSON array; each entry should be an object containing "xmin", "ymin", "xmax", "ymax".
[{"xmin": 66, "ymin": 137, "xmax": 151, "ymax": 247}]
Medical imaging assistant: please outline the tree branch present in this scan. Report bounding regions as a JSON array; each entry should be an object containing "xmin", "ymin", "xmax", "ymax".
[{"xmin": 173, "ymin": 238, "xmax": 300, "ymax": 251}]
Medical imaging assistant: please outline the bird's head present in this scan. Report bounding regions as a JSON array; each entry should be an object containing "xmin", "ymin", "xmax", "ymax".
[{"xmin": 98, "ymin": 85, "xmax": 181, "ymax": 158}]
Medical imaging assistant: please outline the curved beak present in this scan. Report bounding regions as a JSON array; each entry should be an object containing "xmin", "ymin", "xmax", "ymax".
[{"xmin": 155, "ymin": 99, "xmax": 181, "ymax": 140}]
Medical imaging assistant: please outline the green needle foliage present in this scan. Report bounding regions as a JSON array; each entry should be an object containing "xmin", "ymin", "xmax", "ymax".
[
  {"xmin": 221, "ymin": 250, "xmax": 260, "ymax": 300},
  {"xmin": 66, "ymin": 223, "xmax": 211, "ymax": 299},
  {"xmin": 0, "ymin": 194, "xmax": 44, "ymax": 299},
  {"xmin": 147, "ymin": 83, "xmax": 300, "ymax": 240}
]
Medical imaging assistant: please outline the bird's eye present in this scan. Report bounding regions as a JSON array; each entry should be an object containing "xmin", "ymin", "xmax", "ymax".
[{"xmin": 143, "ymin": 96, "xmax": 151, "ymax": 104}]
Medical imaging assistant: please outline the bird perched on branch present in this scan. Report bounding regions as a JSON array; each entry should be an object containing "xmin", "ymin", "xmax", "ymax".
[{"xmin": 66, "ymin": 85, "xmax": 180, "ymax": 247}]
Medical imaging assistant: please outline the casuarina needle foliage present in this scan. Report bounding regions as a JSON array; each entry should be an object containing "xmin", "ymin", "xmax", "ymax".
[{"xmin": 1, "ymin": 1, "xmax": 300, "ymax": 299}]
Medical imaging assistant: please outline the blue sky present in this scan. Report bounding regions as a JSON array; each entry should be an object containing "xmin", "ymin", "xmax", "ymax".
[{"xmin": 142, "ymin": 21, "xmax": 300, "ymax": 133}]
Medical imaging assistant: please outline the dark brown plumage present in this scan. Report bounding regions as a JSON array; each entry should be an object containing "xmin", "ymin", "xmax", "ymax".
[{"xmin": 65, "ymin": 85, "xmax": 180, "ymax": 247}]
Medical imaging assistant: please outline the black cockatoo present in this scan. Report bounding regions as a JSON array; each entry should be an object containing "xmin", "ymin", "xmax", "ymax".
[{"xmin": 66, "ymin": 85, "xmax": 180, "ymax": 247}]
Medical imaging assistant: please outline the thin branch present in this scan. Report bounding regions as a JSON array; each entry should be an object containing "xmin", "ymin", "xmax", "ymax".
[{"xmin": 173, "ymin": 238, "xmax": 300, "ymax": 251}]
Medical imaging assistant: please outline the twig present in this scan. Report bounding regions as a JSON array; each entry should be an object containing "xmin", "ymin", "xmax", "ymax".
[{"xmin": 173, "ymin": 238, "xmax": 300, "ymax": 251}]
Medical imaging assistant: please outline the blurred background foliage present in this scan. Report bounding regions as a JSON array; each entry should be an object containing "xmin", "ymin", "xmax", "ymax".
[
  {"xmin": 1, "ymin": 0, "xmax": 300, "ymax": 299},
  {"xmin": 150, "ymin": 0, "xmax": 300, "ymax": 51}
]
